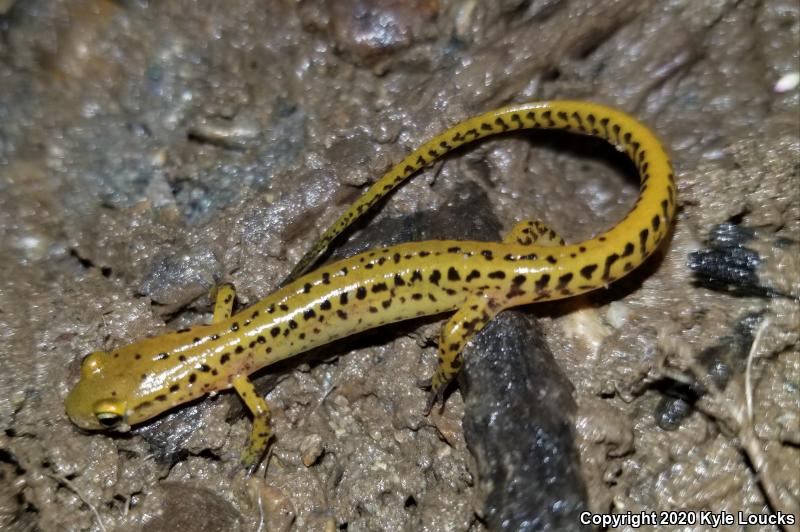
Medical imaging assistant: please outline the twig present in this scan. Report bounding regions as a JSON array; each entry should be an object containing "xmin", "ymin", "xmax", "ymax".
[
  {"xmin": 745, "ymin": 317, "xmax": 769, "ymax": 425},
  {"xmin": 660, "ymin": 329, "xmax": 799, "ymax": 532},
  {"xmin": 47, "ymin": 473, "xmax": 108, "ymax": 532}
]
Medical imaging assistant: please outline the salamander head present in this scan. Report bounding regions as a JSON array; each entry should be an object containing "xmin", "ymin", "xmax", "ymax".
[
  {"xmin": 65, "ymin": 350, "xmax": 135, "ymax": 431},
  {"xmin": 65, "ymin": 330, "xmax": 215, "ymax": 431}
]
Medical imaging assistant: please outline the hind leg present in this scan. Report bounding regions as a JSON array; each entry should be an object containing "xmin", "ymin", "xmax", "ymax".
[
  {"xmin": 504, "ymin": 219, "xmax": 565, "ymax": 246},
  {"xmin": 424, "ymin": 295, "xmax": 502, "ymax": 413}
]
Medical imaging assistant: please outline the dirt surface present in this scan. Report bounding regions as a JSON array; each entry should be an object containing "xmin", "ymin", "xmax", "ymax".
[{"xmin": 0, "ymin": 1, "xmax": 798, "ymax": 531}]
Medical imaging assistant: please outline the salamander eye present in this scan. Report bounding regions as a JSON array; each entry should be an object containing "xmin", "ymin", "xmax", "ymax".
[
  {"xmin": 93, "ymin": 399, "xmax": 125, "ymax": 428},
  {"xmin": 96, "ymin": 412, "xmax": 122, "ymax": 427}
]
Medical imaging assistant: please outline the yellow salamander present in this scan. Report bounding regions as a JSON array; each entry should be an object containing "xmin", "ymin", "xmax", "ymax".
[{"xmin": 66, "ymin": 101, "xmax": 676, "ymax": 467}]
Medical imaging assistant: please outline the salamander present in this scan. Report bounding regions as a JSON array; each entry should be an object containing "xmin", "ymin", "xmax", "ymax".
[{"xmin": 65, "ymin": 101, "xmax": 676, "ymax": 468}]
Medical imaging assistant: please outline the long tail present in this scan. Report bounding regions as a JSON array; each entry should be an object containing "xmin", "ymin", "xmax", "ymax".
[{"xmin": 285, "ymin": 101, "xmax": 676, "ymax": 283}]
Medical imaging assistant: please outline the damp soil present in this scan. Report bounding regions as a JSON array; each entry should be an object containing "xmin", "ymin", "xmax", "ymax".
[{"xmin": 0, "ymin": 1, "xmax": 798, "ymax": 531}]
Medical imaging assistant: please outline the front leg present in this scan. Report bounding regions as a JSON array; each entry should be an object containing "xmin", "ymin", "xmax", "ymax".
[
  {"xmin": 233, "ymin": 374, "xmax": 273, "ymax": 470},
  {"xmin": 211, "ymin": 283, "xmax": 236, "ymax": 322},
  {"xmin": 210, "ymin": 284, "xmax": 273, "ymax": 469}
]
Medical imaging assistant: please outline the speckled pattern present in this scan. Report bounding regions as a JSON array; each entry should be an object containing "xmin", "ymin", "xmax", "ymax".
[{"xmin": 65, "ymin": 102, "xmax": 675, "ymax": 468}]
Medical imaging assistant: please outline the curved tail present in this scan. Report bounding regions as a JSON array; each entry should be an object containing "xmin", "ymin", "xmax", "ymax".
[{"xmin": 284, "ymin": 101, "xmax": 676, "ymax": 284}]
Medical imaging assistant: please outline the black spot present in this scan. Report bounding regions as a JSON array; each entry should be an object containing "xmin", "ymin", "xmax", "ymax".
[
  {"xmin": 429, "ymin": 270, "xmax": 441, "ymax": 285},
  {"xmin": 481, "ymin": 250, "xmax": 493, "ymax": 260},
  {"xmin": 189, "ymin": 374, "xmax": 197, "ymax": 384},
  {"xmin": 337, "ymin": 309, "xmax": 348, "ymax": 320},
  {"xmin": 356, "ymin": 286, "xmax": 367, "ymax": 299},
  {"xmin": 394, "ymin": 274, "xmax": 406, "ymax": 287},
  {"xmin": 368, "ymin": 306, "xmax": 379, "ymax": 313},
  {"xmin": 602, "ymin": 253, "xmax": 620, "ymax": 280},
  {"xmin": 372, "ymin": 283, "xmax": 388, "ymax": 293},
  {"xmin": 154, "ymin": 352, "xmax": 169, "ymax": 361},
  {"xmin": 288, "ymin": 320, "xmax": 298, "ymax": 329},
  {"xmin": 279, "ymin": 304, "xmax": 289, "ymax": 311},
  {"xmin": 622, "ymin": 242, "xmax": 635, "ymax": 257},
  {"xmin": 303, "ymin": 309, "xmax": 316, "ymax": 320},
  {"xmin": 340, "ymin": 292, "xmax": 349, "ymax": 305},
  {"xmin": 419, "ymin": 251, "xmax": 430, "ymax": 257},
  {"xmin": 447, "ymin": 246, "xmax": 461, "ymax": 253},
  {"xmin": 546, "ymin": 255, "xmax": 557, "ymax": 264},
  {"xmin": 652, "ymin": 215, "xmax": 661, "ymax": 231},
  {"xmin": 257, "ymin": 336, "xmax": 266, "ymax": 344},
  {"xmin": 465, "ymin": 270, "xmax": 480, "ymax": 282},
  {"xmin": 381, "ymin": 299, "xmax": 392, "ymax": 309},
  {"xmin": 235, "ymin": 345, "xmax": 244, "ymax": 354},
  {"xmin": 447, "ymin": 267, "xmax": 460, "ymax": 281},
  {"xmin": 199, "ymin": 364, "xmax": 211, "ymax": 372},
  {"xmin": 556, "ymin": 273, "xmax": 573, "ymax": 290},
  {"xmin": 320, "ymin": 300, "xmax": 332, "ymax": 310},
  {"xmin": 411, "ymin": 293, "xmax": 423, "ymax": 300},
  {"xmin": 303, "ymin": 283, "xmax": 312, "ymax": 293},
  {"xmin": 221, "ymin": 353, "xmax": 230, "ymax": 364},
  {"xmin": 411, "ymin": 270, "xmax": 423, "ymax": 282},
  {"xmin": 271, "ymin": 327, "xmax": 280, "ymax": 338},
  {"xmin": 488, "ymin": 271, "xmax": 505, "ymax": 279},
  {"xmin": 507, "ymin": 274, "xmax": 526, "ymax": 298},
  {"xmin": 535, "ymin": 274, "xmax": 550, "ymax": 291},
  {"xmin": 580, "ymin": 264, "xmax": 598, "ymax": 279},
  {"xmin": 639, "ymin": 228, "xmax": 650, "ymax": 256},
  {"xmin": 155, "ymin": 394, "xmax": 168, "ymax": 402},
  {"xmin": 230, "ymin": 323, "xmax": 239, "ymax": 332}
]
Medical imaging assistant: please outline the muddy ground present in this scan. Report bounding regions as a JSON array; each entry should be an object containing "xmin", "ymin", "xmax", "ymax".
[{"xmin": 0, "ymin": 1, "xmax": 798, "ymax": 531}]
